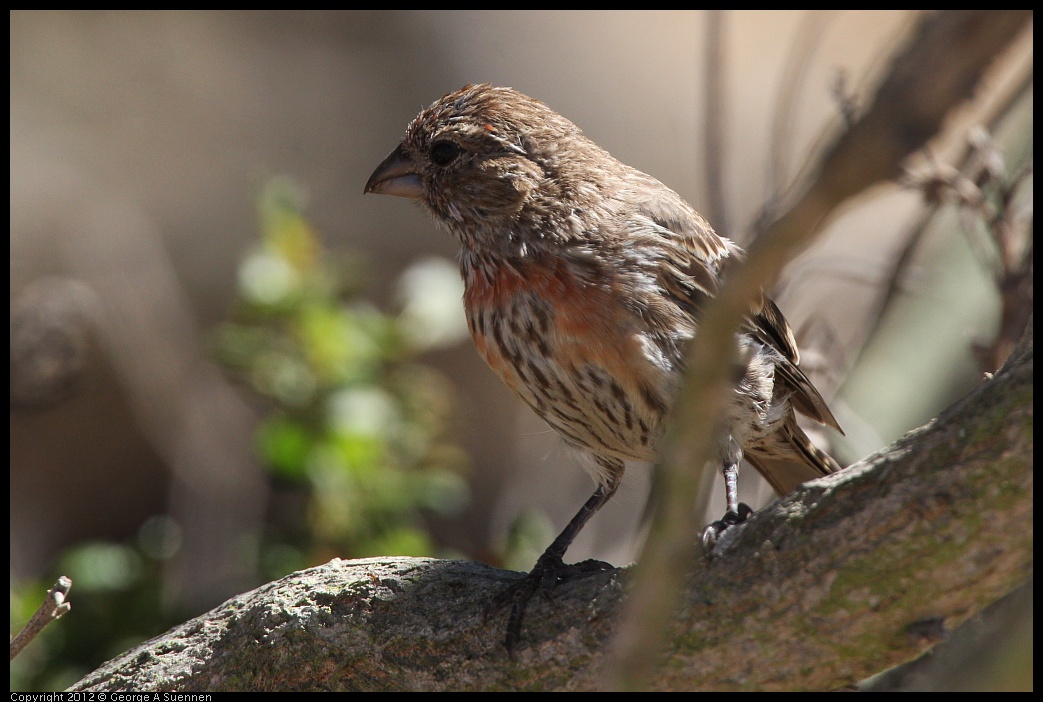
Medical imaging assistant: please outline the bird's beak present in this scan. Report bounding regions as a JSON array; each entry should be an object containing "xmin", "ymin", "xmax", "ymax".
[{"xmin": 364, "ymin": 143, "xmax": 423, "ymax": 199}]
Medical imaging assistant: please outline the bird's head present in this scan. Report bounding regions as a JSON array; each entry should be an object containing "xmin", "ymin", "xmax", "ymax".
[{"xmin": 365, "ymin": 84, "xmax": 608, "ymax": 249}]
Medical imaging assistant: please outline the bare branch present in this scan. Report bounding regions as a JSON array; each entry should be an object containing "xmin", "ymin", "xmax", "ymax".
[
  {"xmin": 10, "ymin": 577, "xmax": 72, "ymax": 661},
  {"xmin": 66, "ymin": 323, "xmax": 1031, "ymax": 690},
  {"xmin": 702, "ymin": 10, "xmax": 731, "ymax": 235},
  {"xmin": 768, "ymin": 10, "xmax": 839, "ymax": 204}
]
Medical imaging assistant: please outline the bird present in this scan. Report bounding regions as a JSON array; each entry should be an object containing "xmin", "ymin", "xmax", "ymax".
[{"xmin": 365, "ymin": 83, "xmax": 843, "ymax": 653}]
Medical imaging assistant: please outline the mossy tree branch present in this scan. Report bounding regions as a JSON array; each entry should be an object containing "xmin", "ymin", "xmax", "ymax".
[{"xmin": 69, "ymin": 319, "xmax": 1032, "ymax": 691}]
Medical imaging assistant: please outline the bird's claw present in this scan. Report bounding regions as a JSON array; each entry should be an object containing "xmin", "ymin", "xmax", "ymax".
[
  {"xmin": 701, "ymin": 502, "xmax": 754, "ymax": 551},
  {"xmin": 487, "ymin": 556, "xmax": 614, "ymax": 656}
]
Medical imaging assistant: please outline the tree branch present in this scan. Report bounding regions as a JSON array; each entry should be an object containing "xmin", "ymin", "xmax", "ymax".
[
  {"xmin": 604, "ymin": 9, "xmax": 1033, "ymax": 690},
  {"xmin": 10, "ymin": 577, "xmax": 73, "ymax": 661},
  {"xmin": 69, "ymin": 320, "xmax": 1031, "ymax": 691}
]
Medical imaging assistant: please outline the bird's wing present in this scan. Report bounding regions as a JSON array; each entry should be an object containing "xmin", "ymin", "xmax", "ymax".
[
  {"xmin": 627, "ymin": 191, "xmax": 842, "ymax": 434},
  {"xmin": 748, "ymin": 296, "xmax": 843, "ymax": 433},
  {"xmin": 622, "ymin": 192, "xmax": 733, "ymax": 322}
]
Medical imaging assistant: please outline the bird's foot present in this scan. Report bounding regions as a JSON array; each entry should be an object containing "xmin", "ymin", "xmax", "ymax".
[
  {"xmin": 487, "ymin": 554, "xmax": 614, "ymax": 656},
  {"xmin": 701, "ymin": 502, "xmax": 754, "ymax": 552}
]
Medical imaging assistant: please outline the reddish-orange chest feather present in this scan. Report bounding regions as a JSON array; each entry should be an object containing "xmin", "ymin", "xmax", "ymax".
[
  {"xmin": 463, "ymin": 255, "xmax": 641, "ymax": 396},
  {"xmin": 461, "ymin": 253, "xmax": 668, "ymax": 461}
]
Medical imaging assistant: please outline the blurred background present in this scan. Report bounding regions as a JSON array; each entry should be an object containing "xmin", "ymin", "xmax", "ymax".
[{"xmin": 10, "ymin": 11, "xmax": 1031, "ymax": 690}]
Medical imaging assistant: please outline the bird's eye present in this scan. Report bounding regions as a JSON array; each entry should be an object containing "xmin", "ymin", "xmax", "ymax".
[{"xmin": 430, "ymin": 140, "xmax": 463, "ymax": 166}]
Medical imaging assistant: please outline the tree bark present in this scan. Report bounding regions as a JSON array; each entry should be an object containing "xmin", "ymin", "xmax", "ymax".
[{"xmin": 69, "ymin": 320, "xmax": 1032, "ymax": 692}]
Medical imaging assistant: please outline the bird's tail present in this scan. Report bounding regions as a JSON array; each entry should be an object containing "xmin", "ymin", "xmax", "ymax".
[{"xmin": 744, "ymin": 419, "xmax": 841, "ymax": 496}]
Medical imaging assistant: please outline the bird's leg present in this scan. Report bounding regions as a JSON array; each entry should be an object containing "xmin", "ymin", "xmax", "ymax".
[
  {"xmin": 490, "ymin": 471, "xmax": 621, "ymax": 656},
  {"xmin": 701, "ymin": 462, "xmax": 754, "ymax": 550},
  {"xmin": 724, "ymin": 460, "xmax": 740, "ymax": 515}
]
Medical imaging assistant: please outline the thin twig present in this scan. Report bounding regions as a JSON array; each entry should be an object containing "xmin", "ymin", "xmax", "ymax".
[
  {"xmin": 836, "ymin": 20, "xmax": 1032, "ymax": 381},
  {"xmin": 10, "ymin": 576, "xmax": 72, "ymax": 661},
  {"xmin": 702, "ymin": 10, "xmax": 731, "ymax": 236},
  {"xmin": 767, "ymin": 10, "xmax": 838, "ymax": 206}
]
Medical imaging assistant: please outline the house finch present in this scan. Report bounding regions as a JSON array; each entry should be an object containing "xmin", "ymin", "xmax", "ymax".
[{"xmin": 365, "ymin": 84, "xmax": 842, "ymax": 652}]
